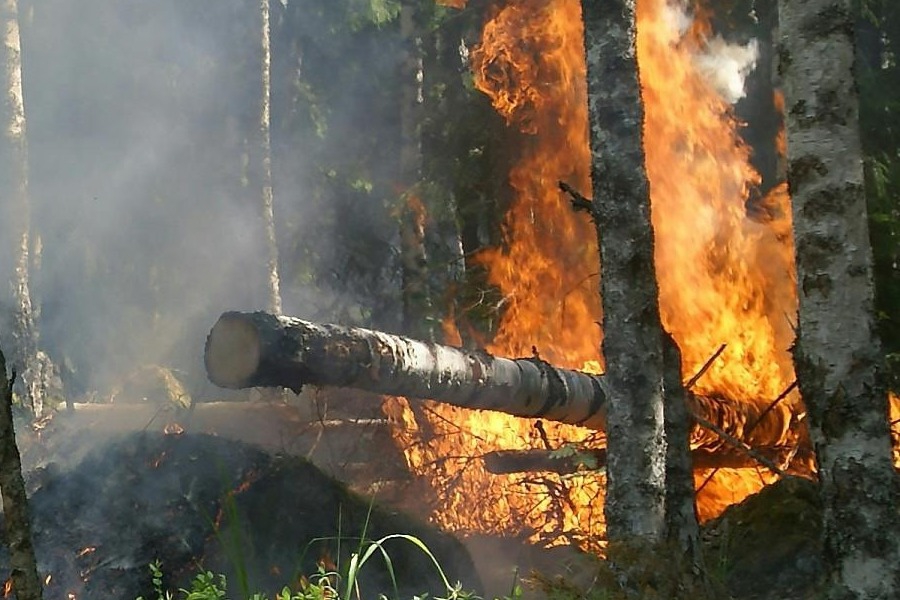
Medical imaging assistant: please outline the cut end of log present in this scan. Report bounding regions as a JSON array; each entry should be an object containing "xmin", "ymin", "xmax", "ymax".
[{"xmin": 205, "ymin": 313, "xmax": 263, "ymax": 388}]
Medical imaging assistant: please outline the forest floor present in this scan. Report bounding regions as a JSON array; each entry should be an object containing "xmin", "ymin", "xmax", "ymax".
[{"xmin": 7, "ymin": 389, "xmax": 825, "ymax": 600}]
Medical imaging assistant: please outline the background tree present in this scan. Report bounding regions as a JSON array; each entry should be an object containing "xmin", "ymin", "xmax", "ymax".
[
  {"xmin": 778, "ymin": 0, "xmax": 900, "ymax": 597},
  {"xmin": 0, "ymin": 0, "xmax": 49, "ymax": 416},
  {"xmin": 857, "ymin": 0, "xmax": 900, "ymax": 388},
  {"xmin": 398, "ymin": 0, "xmax": 435, "ymax": 339},
  {"xmin": 256, "ymin": 0, "xmax": 281, "ymax": 314}
]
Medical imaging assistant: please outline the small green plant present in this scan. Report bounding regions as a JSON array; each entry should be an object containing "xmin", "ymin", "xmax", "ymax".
[
  {"xmin": 135, "ymin": 532, "xmax": 490, "ymax": 600},
  {"xmin": 136, "ymin": 559, "xmax": 173, "ymax": 600}
]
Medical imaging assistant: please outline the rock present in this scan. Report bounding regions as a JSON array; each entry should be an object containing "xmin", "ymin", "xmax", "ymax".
[
  {"xmin": 0, "ymin": 432, "xmax": 479, "ymax": 599},
  {"xmin": 701, "ymin": 476, "xmax": 823, "ymax": 600}
]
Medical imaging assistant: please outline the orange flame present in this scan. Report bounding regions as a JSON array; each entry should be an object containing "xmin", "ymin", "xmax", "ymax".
[
  {"xmin": 391, "ymin": 0, "xmax": 803, "ymax": 545},
  {"xmin": 891, "ymin": 392, "xmax": 900, "ymax": 469},
  {"xmin": 639, "ymin": 0, "xmax": 797, "ymax": 404}
]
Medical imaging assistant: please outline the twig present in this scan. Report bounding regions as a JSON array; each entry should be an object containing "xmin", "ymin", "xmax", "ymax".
[
  {"xmin": 691, "ymin": 413, "xmax": 786, "ymax": 477},
  {"xmin": 696, "ymin": 379, "xmax": 797, "ymax": 494},
  {"xmin": 684, "ymin": 344, "xmax": 727, "ymax": 390},
  {"xmin": 558, "ymin": 181, "xmax": 593, "ymax": 214},
  {"xmin": 534, "ymin": 421, "xmax": 552, "ymax": 450},
  {"xmin": 745, "ymin": 380, "xmax": 798, "ymax": 433}
]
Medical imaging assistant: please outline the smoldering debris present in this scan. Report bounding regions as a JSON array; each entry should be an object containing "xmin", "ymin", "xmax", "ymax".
[{"xmin": 0, "ymin": 432, "xmax": 479, "ymax": 599}]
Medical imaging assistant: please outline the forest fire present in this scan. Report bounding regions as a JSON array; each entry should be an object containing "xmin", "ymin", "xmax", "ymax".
[{"xmin": 389, "ymin": 0, "xmax": 807, "ymax": 548}]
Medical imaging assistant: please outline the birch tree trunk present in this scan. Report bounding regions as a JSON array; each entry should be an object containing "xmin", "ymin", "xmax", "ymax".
[
  {"xmin": 258, "ymin": 0, "xmax": 282, "ymax": 314},
  {"xmin": 0, "ymin": 0, "xmax": 44, "ymax": 417},
  {"xmin": 205, "ymin": 312, "xmax": 798, "ymax": 453},
  {"xmin": 581, "ymin": 0, "xmax": 668, "ymax": 544},
  {"xmin": 778, "ymin": 1, "xmax": 900, "ymax": 597}
]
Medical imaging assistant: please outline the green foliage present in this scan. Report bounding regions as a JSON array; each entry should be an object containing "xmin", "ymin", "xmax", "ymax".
[
  {"xmin": 548, "ymin": 443, "xmax": 601, "ymax": 472},
  {"xmin": 134, "ymin": 531, "xmax": 496, "ymax": 600},
  {"xmin": 858, "ymin": 0, "xmax": 900, "ymax": 367},
  {"xmin": 347, "ymin": 0, "xmax": 401, "ymax": 29},
  {"xmin": 135, "ymin": 559, "xmax": 173, "ymax": 600}
]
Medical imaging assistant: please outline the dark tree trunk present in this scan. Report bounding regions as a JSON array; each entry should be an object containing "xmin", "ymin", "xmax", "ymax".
[
  {"xmin": 662, "ymin": 333, "xmax": 700, "ymax": 553},
  {"xmin": 482, "ymin": 444, "xmax": 790, "ymax": 475},
  {"xmin": 398, "ymin": 0, "xmax": 435, "ymax": 340},
  {"xmin": 0, "ymin": 347, "xmax": 42, "ymax": 600},
  {"xmin": 778, "ymin": 0, "xmax": 900, "ymax": 597}
]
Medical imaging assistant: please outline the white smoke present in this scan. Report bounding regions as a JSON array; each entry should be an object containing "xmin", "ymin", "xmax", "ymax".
[
  {"xmin": 662, "ymin": 0, "xmax": 759, "ymax": 104},
  {"xmin": 693, "ymin": 36, "xmax": 759, "ymax": 104}
]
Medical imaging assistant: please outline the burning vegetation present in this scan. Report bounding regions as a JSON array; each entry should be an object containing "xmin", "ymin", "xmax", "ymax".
[{"xmin": 383, "ymin": 0, "xmax": 805, "ymax": 548}]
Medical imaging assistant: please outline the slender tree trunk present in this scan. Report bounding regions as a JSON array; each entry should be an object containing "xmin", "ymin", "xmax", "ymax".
[
  {"xmin": 662, "ymin": 333, "xmax": 700, "ymax": 554},
  {"xmin": 778, "ymin": 1, "xmax": 900, "ymax": 597},
  {"xmin": 0, "ymin": 0, "xmax": 44, "ymax": 417},
  {"xmin": 398, "ymin": 0, "xmax": 434, "ymax": 339},
  {"xmin": 581, "ymin": 0, "xmax": 667, "ymax": 543},
  {"xmin": 0, "ymin": 347, "xmax": 43, "ymax": 600},
  {"xmin": 259, "ymin": 0, "xmax": 282, "ymax": 314}
]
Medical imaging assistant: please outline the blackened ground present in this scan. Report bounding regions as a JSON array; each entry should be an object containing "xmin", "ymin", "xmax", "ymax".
[
  {"xmin": 702, "ymin": 476, "xmax": 824, "ymax": 600},
  {"xmin": 0, "ymin": 432, "xmax": 479, "ymax": 599}
]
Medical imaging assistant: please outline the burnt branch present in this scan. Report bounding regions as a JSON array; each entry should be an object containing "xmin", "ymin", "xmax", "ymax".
[{"xmin": 558, "ymin": 181, "xmax": 593, "ymax": 214}]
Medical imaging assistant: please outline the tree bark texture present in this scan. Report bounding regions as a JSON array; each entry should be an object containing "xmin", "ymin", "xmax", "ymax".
[
  {"xmin": 662, "ymin": 333, "xmax": 700, "ymax": 553},
  {"xmin": 0, "ymin": 347, "xmax": 43, "ymax": 600},
  {"xmin": 258, "ymin": 0, "xmax": 282, "ymax": 314},
  {"xmin": 205, "ymin": 312, "xmax": 797, "ymax": 454},
  {"xmin": 778, "ymin": 0, "xmax": 900, "ymax": 597},
  {"xmin": 0, "ymin": 0, "xmax": 43, "ymax": 417},
  {"xmin": 207, "ymin": 311, "xmax": 610, "ymax": 427},
  {"xmin": 582, "ymin": 0, "xmax": 667, "ymax": 542}
]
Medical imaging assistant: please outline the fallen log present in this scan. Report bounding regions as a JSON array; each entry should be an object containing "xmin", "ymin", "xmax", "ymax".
[
  {"xmin": 205, "ymin": 311, "xmax": 796, "ymax": 451},
  {"xmin": 482, "ymin": 446, "xmax": 790, "ymax": 475}
]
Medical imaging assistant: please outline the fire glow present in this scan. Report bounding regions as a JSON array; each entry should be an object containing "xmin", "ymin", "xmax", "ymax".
[{"xmin": 388, "ymin": 0, "xmax": 889, "ymax": 546}]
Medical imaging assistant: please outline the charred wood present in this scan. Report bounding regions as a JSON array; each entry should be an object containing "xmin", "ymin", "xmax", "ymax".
[{"xmin": 482, "ymin": 445, "xmax": 792, "ymax": 476}]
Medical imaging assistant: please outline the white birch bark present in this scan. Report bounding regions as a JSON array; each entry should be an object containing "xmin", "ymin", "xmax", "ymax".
[
  {"xmin": 205, "ymin": 311, "xmax": 798, "ymax": 453},
  {"xmin": 778, "ymin": 0, "xmax": 900, "ymax": 596}
]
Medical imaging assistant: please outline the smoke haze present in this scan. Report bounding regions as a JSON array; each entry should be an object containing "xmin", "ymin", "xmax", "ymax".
[{"xmin": 9, "ymin": 0, "xmax": 405, "ymax": 397}]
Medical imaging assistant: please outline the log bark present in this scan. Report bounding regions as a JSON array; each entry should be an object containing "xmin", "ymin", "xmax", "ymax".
[
  {"xmin": 482, "ymin": 445, "xmax": 790, "ymax": 475},
  {"xmin": 205, "ymin": 311, "xmax": 797, "ymax": 452},
  {"xmin": 206, "ymin": 311, "xmax": 609, "ymax": 428}
]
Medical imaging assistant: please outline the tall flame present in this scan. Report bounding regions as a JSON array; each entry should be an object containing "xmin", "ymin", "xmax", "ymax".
[
  {"xmin": 639, "ymin": 2, "xmax": 796, "ymax": 403},
  {"xmin": 390, "ymin": 0, "xmax": 802, "ymax": 545}
]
